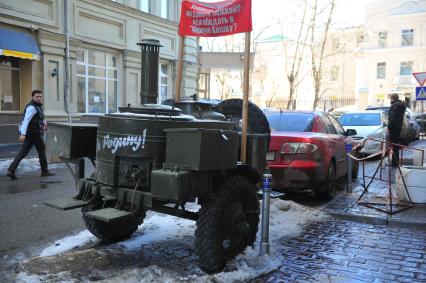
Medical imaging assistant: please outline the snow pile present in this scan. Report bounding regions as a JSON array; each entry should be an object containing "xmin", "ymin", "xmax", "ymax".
[
  {"xmin": 39, "ymin": 230, "xmax": 97, "ymax": 257},
  {"xmin": 0, "ymin": 158, "xmax": 65, "ymax": 174},
  {"xmin": 119, "ymin": 214, "xmax": 196, "ymax": 250},
  {"xmin": 21, "ymin": 198, "xmax": 327, "ymax": 282}
]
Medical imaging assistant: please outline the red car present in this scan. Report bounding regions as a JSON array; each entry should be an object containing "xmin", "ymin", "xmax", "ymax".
[{"xmin": 265, "ymin": 110, "xmax": 359, "ymax": 199}]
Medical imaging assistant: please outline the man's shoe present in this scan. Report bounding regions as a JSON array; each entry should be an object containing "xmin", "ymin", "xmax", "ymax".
[
  {"xmin": 6, "ymin": 171, "xmax": 18, "ymax": 180},
  {"xmin": 41, "ymin": 171, "xmax": 56, "ymax": 177}
]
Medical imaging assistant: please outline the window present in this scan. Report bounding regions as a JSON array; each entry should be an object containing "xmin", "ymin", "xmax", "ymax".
[
  {"xmin": 160, "ymin": 0, "xmax": 168, "ymax": 19},
  {"xmin": 330, "ymin": 65, "xmax": 339, "ymax": 81},
  {"xmin": 159, "ymin": 63, "xmax": 169, "ymax": 103},
  {"xmin": 76, "ymin": 50, "xmax": 118, "ymax": 114},
  {"xmin": 377, "ymin": 62, "xmax": 386, "ymax": 79},
  {"xmin": 322, "ymin": 116, "xmax": 336, "ymax": 134},
  {"xmin": 357, "ymin": 34, "xmax": 364, "ymax": 46},
  {"xmin": 198, "ymin": 73, "xmax": 210, "ymax": 98},
  {"xmin": 0, "ymin": 56, "xmax": 20, "ymax": 111},
  {"xmin": 139, "ymin": 0, "xmax": 149, "ymax": 13},
  {"xmin": 400, "ymin": 61, "xmax": 413, "ymax": 76},
  {"xmin": 378, "ymin": 31, "xmax": 387, "ymax": 48},
  {"xmin": 266, "ymin": 112, "xmax": 314, "ymax": 132},
  {"xmin": 332, "ymin": 38, "xmax": 340, "ymax": 51},
  {"xmin": 328, "ymin": 115, "xmax": 345, "ymax": 135},
  {"xmin": 339, "ymin": 113, "xmax": 381, "ymax": 126},
  {"xmin": 401, "ymin": 29, "xmax": 414, "ymax": 46}
]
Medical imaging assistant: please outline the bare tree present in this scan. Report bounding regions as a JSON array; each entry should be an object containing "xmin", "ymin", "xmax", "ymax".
[
  {"xmin": 309, "ymin": 0, "xmax": 336, "ymax": 110},
  {"xmin": 282, "ymin": 0, "xmax": 310, "ymax": 110}
]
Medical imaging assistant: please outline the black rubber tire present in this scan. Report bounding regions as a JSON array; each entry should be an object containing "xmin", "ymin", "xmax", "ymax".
[
  {"xmin": 195, "ymin": 175, "xmax": 259, "ymax": 273},
  {"xmin": 82, "ymin": 204, "xmax": 143, "ymax": 242},
  {"xmin": 218, "ymin": 99, "xmax": 270, "ymax": 145},
  {"xmin": 317, "ymin": 162, "xmax": 337, "ymax": 200}
]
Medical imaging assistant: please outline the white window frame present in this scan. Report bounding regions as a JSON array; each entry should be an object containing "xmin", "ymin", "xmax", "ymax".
[
  {"xmin": 76, "ymin": 50, "xmax": 118, "ymax": 114},
  {"xmin": 0, "ymin": 57, "xmax": 21, "ymax": 112},
  {"xmin": 400, "ymin": 61, "xmax": 413, "ymax": 76},
  {"xmin": 138, "ymin": 0, "xmax": 150, "ymax": 13},
  {"xmin": 330, "ymin": 65, "xmax": 339, "ymax": 81},
  {"xmin": 160, "ymin": 0, "xmax": 169, "ymax": 19},
  {"xmin": 377, "ymin": 62, "xmax": 386, "ymax": 79},
  {"xmin": 401, "ymin": 29, "xmax": 414, "ymax": 46},
  {"xmin": 378, "ymin": 31, "xmax": 387, "ymax": 48},
  {"xmin": 158, "ymin": 61, "xmax": 171, "ymax": 103}
]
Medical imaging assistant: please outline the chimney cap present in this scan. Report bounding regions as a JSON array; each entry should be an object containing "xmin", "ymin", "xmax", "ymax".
[{"xmin": 137, "ymin": 39, "xmax": 163, "ymax": 47}]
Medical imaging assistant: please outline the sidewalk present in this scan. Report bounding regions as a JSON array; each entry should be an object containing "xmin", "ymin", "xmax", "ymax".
[{"xmin": 325, "ymin": 139, "xmax": 426, "ymax": 230}]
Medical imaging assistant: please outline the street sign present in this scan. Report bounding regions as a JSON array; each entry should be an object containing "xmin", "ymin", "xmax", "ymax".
[
  {"xmin": 413, "ymin": 72, "xmax": 426, "ymax": 86},
  {"xmin": 416, "ymin": 87, "xmax": 426, "ymax": 100}
]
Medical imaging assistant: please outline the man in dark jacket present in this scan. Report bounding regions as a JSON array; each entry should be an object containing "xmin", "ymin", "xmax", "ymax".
[
  {"xmin": 388, "ymin": 93, "xmax": 406, "ymax": 166},
  {"xmin": 6, "ymin": 90, "xmax": 55, "ymax": 179}
]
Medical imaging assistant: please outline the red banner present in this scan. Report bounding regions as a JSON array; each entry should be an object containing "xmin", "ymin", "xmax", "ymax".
[{"xmin": 178, "ymin": 0, "xmax": 252, "ymax": 37}]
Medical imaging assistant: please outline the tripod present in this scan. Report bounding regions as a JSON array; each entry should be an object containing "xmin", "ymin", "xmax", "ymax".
[{"xmin": 358, "ymin": 139, "xmax": 413, "ymax": 215}]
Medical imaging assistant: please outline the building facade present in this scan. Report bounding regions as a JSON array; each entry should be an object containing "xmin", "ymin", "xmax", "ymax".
[
  {"xmin": 356, "ymin": 0, "xmax": 426, "ymax": 109},
  {"xmin": 0, "ymin": 0, "xmax": 198, "ymax": 141}
]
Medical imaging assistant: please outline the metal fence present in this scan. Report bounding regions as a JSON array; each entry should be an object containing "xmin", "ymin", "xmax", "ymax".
[{"xmin": 268, "ymin": 98, "xmax": 356, "ymax": 111}]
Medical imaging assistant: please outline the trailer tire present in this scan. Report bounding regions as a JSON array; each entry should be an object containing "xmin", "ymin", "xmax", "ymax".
[
  {"xmin": 218, "ymin": 99, "xmax": 270, "ymax": 145},
  {"xmin": 195, "ymin": 175, "xmax": 259, "ymax": 273},
  {"xmin": 82, "ymin": 204, "xmax": 142, "ymax": 242}
]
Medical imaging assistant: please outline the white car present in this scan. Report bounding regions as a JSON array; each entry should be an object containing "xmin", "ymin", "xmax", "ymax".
[{"xmin": 338, "ymin": 111, "xmax": 388, "ymax": 155}]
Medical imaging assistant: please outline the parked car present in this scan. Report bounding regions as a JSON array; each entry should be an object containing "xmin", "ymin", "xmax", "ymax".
[
  {"xmin": 329, "ymin": 105, "xmax": 358, "ymax": 119},
  {"xmin": 365, "ymin": 106, "xmax": 420, "ymax": 143},
  {"xmin": 265, "ymin": 110, "xmax": 359, "ymax": 200},
  {"xmin": 338, "ymin": 111, "xmax": 387, "ymax": 156},
  {"xmin": 414, "ymin": 113, "xmax": 426, "ymax": 133}
]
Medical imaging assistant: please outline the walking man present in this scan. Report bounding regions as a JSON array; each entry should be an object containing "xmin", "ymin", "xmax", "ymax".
[
  {"xmin": 388, "ymin": 93, "xmax": 406, "ymax": 167},
  {"xmin": 6, "ymin": 90, "xmax": 55, "ymax": 179}
]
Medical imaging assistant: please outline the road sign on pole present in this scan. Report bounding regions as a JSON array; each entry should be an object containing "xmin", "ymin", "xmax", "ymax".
[
  {"xmin": 413, "ymin": 72, "xmax": 426, "ymax": 87},
  {"xmin": 416, "ymin": 87, "xmax": 426, "ymax": 100}
]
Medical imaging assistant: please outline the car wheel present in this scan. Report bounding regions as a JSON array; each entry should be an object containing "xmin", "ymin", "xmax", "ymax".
[{"xmin": 317, "ymin": 162, "xmax": 337, "ymax": 200}]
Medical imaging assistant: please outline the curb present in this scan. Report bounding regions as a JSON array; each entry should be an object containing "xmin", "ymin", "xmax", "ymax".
[{"xmin": 324, "ymin": 209, "xmax": 426, "ymax": 231}]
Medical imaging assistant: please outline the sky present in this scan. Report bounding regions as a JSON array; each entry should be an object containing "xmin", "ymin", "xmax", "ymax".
[
  {"xmin": 199, "ymin": 0, "xmax": 377, "ymax": 49},
  {"xmin": 251, "ymin": 0, "xmax": 376, "ymax": 37}
]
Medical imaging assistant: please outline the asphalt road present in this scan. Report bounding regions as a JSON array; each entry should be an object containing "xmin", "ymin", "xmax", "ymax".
[
  {"xmin": 0, "ymin": 143, "xmax": 36, "ymax": 160},
  {"xmin": 0, "ymin": 164, "xmax": 85, "ymax": 270}
]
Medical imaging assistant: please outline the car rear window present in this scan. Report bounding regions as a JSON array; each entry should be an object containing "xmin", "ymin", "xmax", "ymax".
[
  {"xmin": 266, "ymin": 112, "xmax": 314, "ymax": 132},
  {"xmin": 339, "ymin": 113, "xmax": 381, "ymax": 126}
]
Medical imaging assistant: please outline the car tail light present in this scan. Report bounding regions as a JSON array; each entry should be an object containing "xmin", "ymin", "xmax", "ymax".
[
  {"xmin": 297, "ymin": 143, "xmax": 318, "ymax": 153},
  {"xmin": 280, "ymin": 143, "xmax": 298, "ymax": 154},
  {"xmin": 280, "ymin": 142, "xmax": 317, "ymax": 154}
]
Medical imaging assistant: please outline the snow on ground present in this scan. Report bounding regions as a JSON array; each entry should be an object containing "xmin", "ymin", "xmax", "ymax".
[
  {"xmin": 0, "ymin": 157, "xmax": 65, "ymax": 175},
  {"xmin": 18, "ymin": 198, "xmax": 329, "ymax": 282}
]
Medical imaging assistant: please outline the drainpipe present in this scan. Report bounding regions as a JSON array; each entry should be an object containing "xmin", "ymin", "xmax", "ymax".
[{"xmin": 64, "ymin": 0, "xmax": 71, "ymax": 123}]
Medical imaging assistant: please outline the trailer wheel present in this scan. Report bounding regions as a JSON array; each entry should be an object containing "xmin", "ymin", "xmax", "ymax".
[
  {"xmin": 195, "ymin": 175, "xmax": 259, "ymax": 273},
  {"xmin": 82, "ymin": 204, "xmax": 143, "ymax": 242},
  {"xmin": 218, "ymin": 99, "xmax": 270, "ymax": 145}
]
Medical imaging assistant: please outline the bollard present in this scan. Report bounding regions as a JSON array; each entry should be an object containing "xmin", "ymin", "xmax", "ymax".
[
  {"xmin": 346, "ymin": 143, "xmax": 353, "ymax": 194},
  {"xmin": 260, "ymin": 174, "xmax": 272, "ymax": 255}
]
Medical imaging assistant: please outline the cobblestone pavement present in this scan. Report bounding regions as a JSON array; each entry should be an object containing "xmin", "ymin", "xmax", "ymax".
[
  {"xmin": 259, "ymin": 219, "xmax": 426, "ymax": 283},
  {"xmin": 326, "ymin": 157, "xmax": 426, "ymax": 227}
]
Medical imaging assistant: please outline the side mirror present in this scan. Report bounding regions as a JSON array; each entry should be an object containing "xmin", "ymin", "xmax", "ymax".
[{"xmin": 345, "ymin": 129, "xmax": 357, "ymax": 136}]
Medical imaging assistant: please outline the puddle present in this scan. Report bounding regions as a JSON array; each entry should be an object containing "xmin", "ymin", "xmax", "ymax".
[{"xmin": 0, "ymin": 180, "xmax": 63, "ymax": 194}]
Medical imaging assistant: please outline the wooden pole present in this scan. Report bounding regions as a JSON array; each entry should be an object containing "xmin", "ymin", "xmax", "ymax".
[
  {"xmin": 175, "ymin": 36, "xmax": 185, "ymax": 100},
  {"xmin": 240, "ymin": 32, "xmax": 251, "ymax": 163}
]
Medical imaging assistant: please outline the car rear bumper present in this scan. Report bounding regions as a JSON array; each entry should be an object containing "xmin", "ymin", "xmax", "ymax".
[
  {"xmin": 360, "ymin": 139, "xmax": 383, "ymax": 155},
  {"xmin": 269, "ymin": 162, "xmax": 326, "ymax": 191}
]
